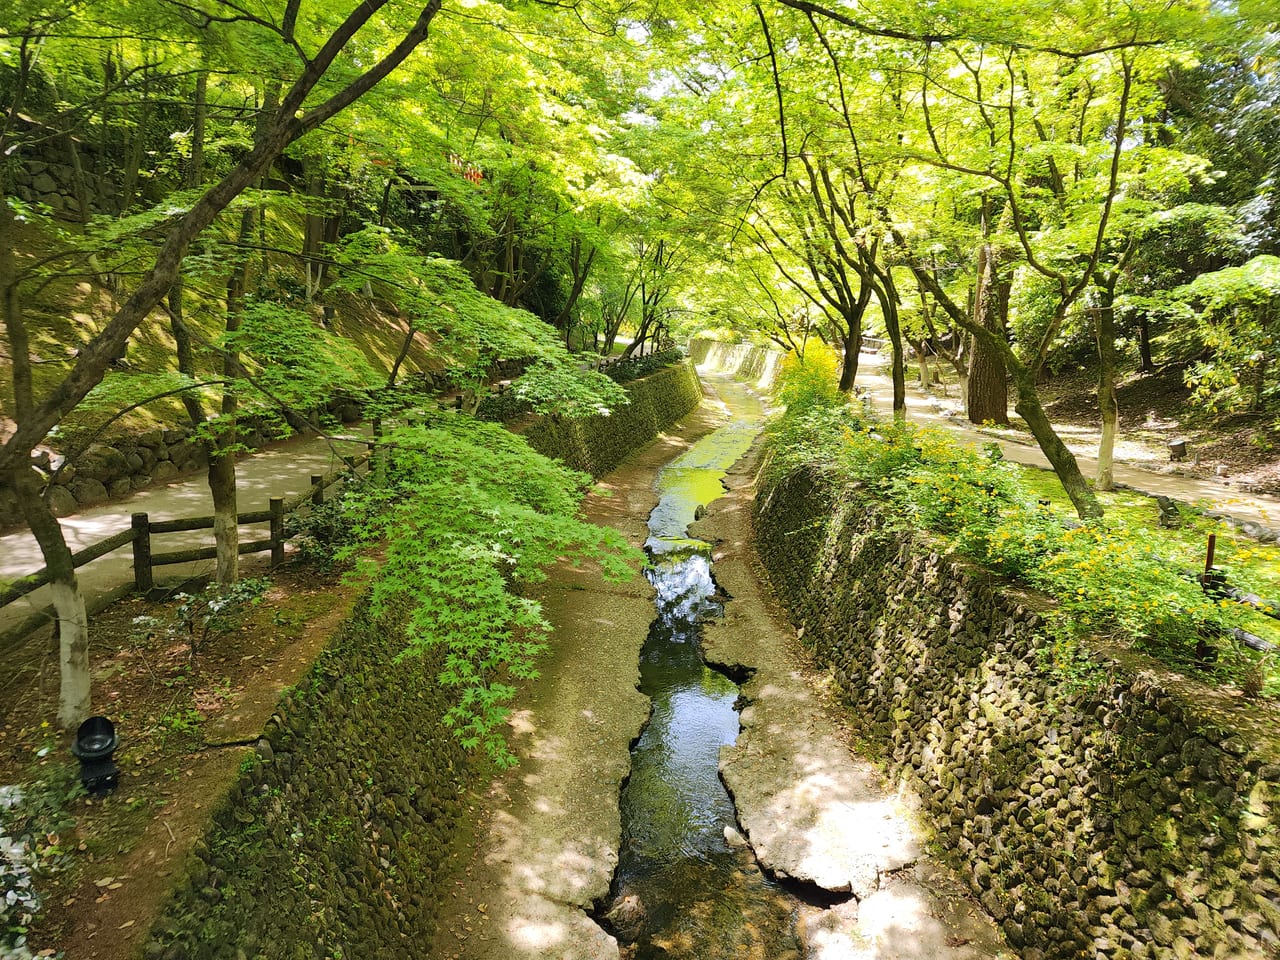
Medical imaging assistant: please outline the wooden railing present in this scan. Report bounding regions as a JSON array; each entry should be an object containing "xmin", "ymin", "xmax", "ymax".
[{"xmin": 0, "ymin": 452, "xmax": 370, "ymax": 633}]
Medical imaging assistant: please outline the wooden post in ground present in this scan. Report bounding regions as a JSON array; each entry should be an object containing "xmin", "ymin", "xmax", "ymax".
[
  {"xmin": 269, "ymin": 497, "xmax": 285, "ymax": 567},
  {"xmin": 131, "ymin": 512, "xmax": 153, "ymax": 593},
  {"xmin": 311, "ymin": 475, "xmax": 324, "ymax": 506}
]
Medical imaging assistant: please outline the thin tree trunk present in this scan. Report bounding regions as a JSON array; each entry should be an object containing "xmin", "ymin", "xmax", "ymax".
[
  {"xmin": 837, "ymin": 322, "xmax": 862, "ymax": 392},
  {"xmin": 1095, "ymin": 298, "xmax": 1119, "ymax": 491},
  {"xmin": 1137, "ymin": 313, "xmax": 1154, "ymax": 373},
  {"xmin": 208, "ymin": 206, "xmax": 256, "ymax": 587},
  {"xmin": 1012, "ymin": 371, "xmax": 1102, "ymax": 518},
  {"xmin": 120, "ymin": 60, "xmax": 153, "ymax": 212},
  {"xmin": 189, "ymin": 72, "xmax": 207, "ymax": 188},
  {"xmin": 10, "ymin": 466, "xmax": 91, "ymax": 728},
  {"xmin": 966, "ymin": 237, "xmax": 1010, "ymax": 424}
]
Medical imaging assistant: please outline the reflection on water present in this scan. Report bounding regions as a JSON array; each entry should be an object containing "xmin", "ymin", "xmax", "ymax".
[{"xmin": 602, "ymin": 393, "xmax": 800, "ymax": 959}]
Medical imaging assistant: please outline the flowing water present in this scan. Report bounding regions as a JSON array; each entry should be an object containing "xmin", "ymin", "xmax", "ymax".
[{"xmin": 599, "ymin": 381, "xmax": 803, "ymax": 959}]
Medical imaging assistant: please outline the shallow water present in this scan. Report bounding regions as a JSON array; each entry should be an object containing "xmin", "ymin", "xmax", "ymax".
[{"xmin": 601, "ymin": 380, "xmax": 801, "ymax": 959}]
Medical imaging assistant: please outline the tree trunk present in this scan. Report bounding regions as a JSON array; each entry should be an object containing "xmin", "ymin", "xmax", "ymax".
[
  {"xmin": 208, "ymin": 452, "xmax": 239, "ymax": 585},
  {"xmin": 1094, "ymin": 296, "xmax": 1119, "ymax": 491},
  {"xmin": 966, "ymin": 239, "xmax": 1010, "ymax": 424},
  {"xmin": 208, "ymin": 205, "xmax": 257, "ymax": 587},
  {"xmin": 189, "ymin": 72, "xmax": 207, "ymax": 189},
  {"xmin": 911, "ymin": 340, "xmax": 931, "ymax": 387},
  {"xmin": 10, "ymin": 466, "xmax": 90, "ymax": 728},
  {"xmin": 1137, "ymin": 313, "xmax": 1154, "ymax": 373},
  {"xmin": 120, "ymin": 60, "xmax": 153, "ymax": 213},
  {"xmin": 838, "ymin": 322, "xmax": 862, "ymax": 392},
  {"xmin": 1012, "ymin": 372, "xmax": 1102, "ymax": 519}
]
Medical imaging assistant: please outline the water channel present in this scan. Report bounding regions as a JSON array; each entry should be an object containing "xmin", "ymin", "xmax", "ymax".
[{"xmin": 598, "ymin": 380, "xmax": 804, "ymax": 959}]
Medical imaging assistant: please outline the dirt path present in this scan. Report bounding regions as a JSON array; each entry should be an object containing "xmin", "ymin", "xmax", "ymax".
[
  {"xmin": 856, "ymin": 356, "xmax": 1280, "ymax": 538},
  {"xmin": 0, "ymin": 431, "xmax": 371, "ymax": 643}
]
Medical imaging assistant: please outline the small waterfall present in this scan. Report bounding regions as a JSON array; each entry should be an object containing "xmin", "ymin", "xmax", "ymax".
[{"xmin": 688, "ymin": 339, "xmax": 786, "ymax": 392}]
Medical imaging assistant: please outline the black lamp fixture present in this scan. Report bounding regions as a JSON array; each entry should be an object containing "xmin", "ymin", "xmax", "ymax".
[{"xmin": 71, "ymin": 716, "xmax": 120, "ymax": 796}]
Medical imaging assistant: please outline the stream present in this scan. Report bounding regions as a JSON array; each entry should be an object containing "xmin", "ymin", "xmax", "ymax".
[{"xmin": 598, "ymin": 381, "xmax": 804, "ymax": 959}]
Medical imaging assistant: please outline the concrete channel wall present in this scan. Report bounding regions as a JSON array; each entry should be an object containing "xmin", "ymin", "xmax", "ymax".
[
  {"xmin": 142, "ymin": 362, "xmax": 704, "ymax": 960},
  {"xmin": 688, "ymin": 338, "xmax": 785, "ymax": 391},
  {"xmin": 755, "ymin": 464, "xmax": 1280, "ymax": 960}
]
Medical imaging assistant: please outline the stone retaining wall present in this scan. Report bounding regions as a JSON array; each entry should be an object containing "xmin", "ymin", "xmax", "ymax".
[
  {"xmin": 755, "ymin": 464, "xmax": 1280, "ymax": 960},
  {"xmin": 144, "ymin": 597, "xmax": 466, "ymax": 960},
  {"xmin": 142, "ymin": 364, "xmax": 705, "ymax": 958},
  {"xmin": 522, "ymin": 360, "xmax": 703, "ymax": 477}
]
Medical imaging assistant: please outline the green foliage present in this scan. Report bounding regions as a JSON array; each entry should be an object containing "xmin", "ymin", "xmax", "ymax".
[
  {"xmin": 512, "ymin": 358, "xmax": 630, "ymax": 418},
  {"xmin": 132, "ymin": 578, "xmax": 269, "ymax": 662},
  {"xmin": 283, "ymin": 487, "xmax": 359, "ymax": 572},
  {"xmin": 767, "ymin": 400, "xmax": 1259, "ymax": 684},
  {"xmin": 602, "ymin": 348, "xmax": 686, "ymax": 383},
  {"xmin": 222, "ymin": 299, "xmax": 381, "ymax": 416},
  {"xmin": 312, "ymin": 414, "xmax": 639, "ymax": 766},
  {"xmin": 775, "ymin": 343, "xmax": 844, "ymax": 415},
  {"xmin": 1, "ymin": 744, "xmax": 82, "ymax": 953},
  {"xmin": 1175, "ymin": 255, "xmax": 1280, "ymax": 412}
]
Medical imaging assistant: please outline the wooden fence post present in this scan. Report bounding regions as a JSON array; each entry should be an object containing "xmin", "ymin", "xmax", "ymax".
[
  {"xmin": 131, "ymin": 512, "xmax": 153, "ymax": 593},
  {"xmin": 311, "ymin": 475, "xmax": 324, "ymax": 506},
  {"xmin": 270, "ymin": 497, "xmax": 285, "ymax": 567}
]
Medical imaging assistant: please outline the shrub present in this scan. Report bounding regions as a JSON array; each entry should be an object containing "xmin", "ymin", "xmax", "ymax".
[
  {"xmin": 767, "ymin": 400, "xmax": 1259, "ymax": 684},
  {"xmin": 775, "ymin": 342, "xmax": 843, "ymax": 414},
  {"xmin": 601, "ymin": 348, "xmax": 685, "ymax": 384}
]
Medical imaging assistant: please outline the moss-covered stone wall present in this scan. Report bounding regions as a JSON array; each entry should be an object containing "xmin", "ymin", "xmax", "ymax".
[
  {"xmin": 144, "ymin": 599, "xmax": 466, "ymax": 960},
  {"xmin": 142, "ymin": 364, "xmax": 705, "ymax": 959},
  {"xmin": 755, "ymin": 465, "xmax": 1280, "ymax": 960},
  {"xmin": 522, "ymin": 360, "xmax": 703, "ymax": 477}
]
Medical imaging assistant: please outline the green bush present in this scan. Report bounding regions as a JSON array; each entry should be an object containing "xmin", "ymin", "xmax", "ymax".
[
  {"xmin": 766, "ymin": 366, "xmax": 1257, "ymax": 681},
  {"xmin": 602, "ymin": 348, "xmax": 685, "ymax": 383},
  {"xmin": 314, "ymin": 413, "xmax": 639, "ymax": 766},
  {"xmin": 775, "ymin": 342, "xmax": 844, "ymax": 415}
]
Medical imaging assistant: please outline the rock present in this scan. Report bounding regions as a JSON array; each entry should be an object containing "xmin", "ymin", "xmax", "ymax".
[
  {"xmin": 79, "ymin": 443, "xmax": 129, "ymax": 480},
  {"xmin": 152, "ymin": 461, "xmax": 179, "ymax": 483},
  {"xmin": 69, "ymin": 477, "xmax": 109, "ymax": 505},
  {"xmin": 724, "ymin": 825, "xmax": 748, "ymax": 848},
  {"xmin": 604, "ymin": 892, "xmax": 646, "ymax": 940},
  {"xmin": 108, "ymin": 477, "xmax": 132, "ymax": 498},
  {"xmin": 32, "ymin": 172, "xmax": 57, "ymax": 193},
  {"xmin": 46, "ymin": 485, "xmax": 78, "ymax": 517},
  {"xmin": 131, "ymin": 474, "xmax": 153, "ymax": 491}
]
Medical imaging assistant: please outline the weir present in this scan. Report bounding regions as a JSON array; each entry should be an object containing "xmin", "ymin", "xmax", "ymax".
[{"xmin": 596, "ymin": 378, "xmax": 803, "ymax": 958}]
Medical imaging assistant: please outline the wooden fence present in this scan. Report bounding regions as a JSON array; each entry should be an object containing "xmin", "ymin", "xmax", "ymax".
[{"xmin": 0, "ymin": 451, "xmax": 370, "ymax": 639}]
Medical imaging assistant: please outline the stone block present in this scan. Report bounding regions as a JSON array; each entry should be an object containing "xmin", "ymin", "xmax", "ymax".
[
  {"xmin": 69, "ymin": 477, "xmax": 109, "ymax": 506},
  {"xmin": 46, "ymin": 485, "xmax": 77, "ymax": 517}
]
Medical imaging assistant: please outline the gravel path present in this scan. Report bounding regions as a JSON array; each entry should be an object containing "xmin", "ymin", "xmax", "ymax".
[
  {"xmin": 0, "ymin": 431, "xmax": 371, "ymax": 644},
  {"xmin": 856, "ymin": 356, "xmax": 1280, "ymax": 538}
]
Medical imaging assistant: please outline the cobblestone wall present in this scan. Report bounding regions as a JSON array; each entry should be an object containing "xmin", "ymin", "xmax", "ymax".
[{"xmin": 755, "ymin": 465, "xmax": 1280, "ymax": 960}]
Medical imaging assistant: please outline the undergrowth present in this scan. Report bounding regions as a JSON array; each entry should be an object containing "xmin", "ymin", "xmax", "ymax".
[
  {"xmin": 286, "ymin": 407, "xmax": 639, "ymax": 766},
  {"xmin": 767, "ymin": 351, "xmax": 1276, "ymax": 691}
]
